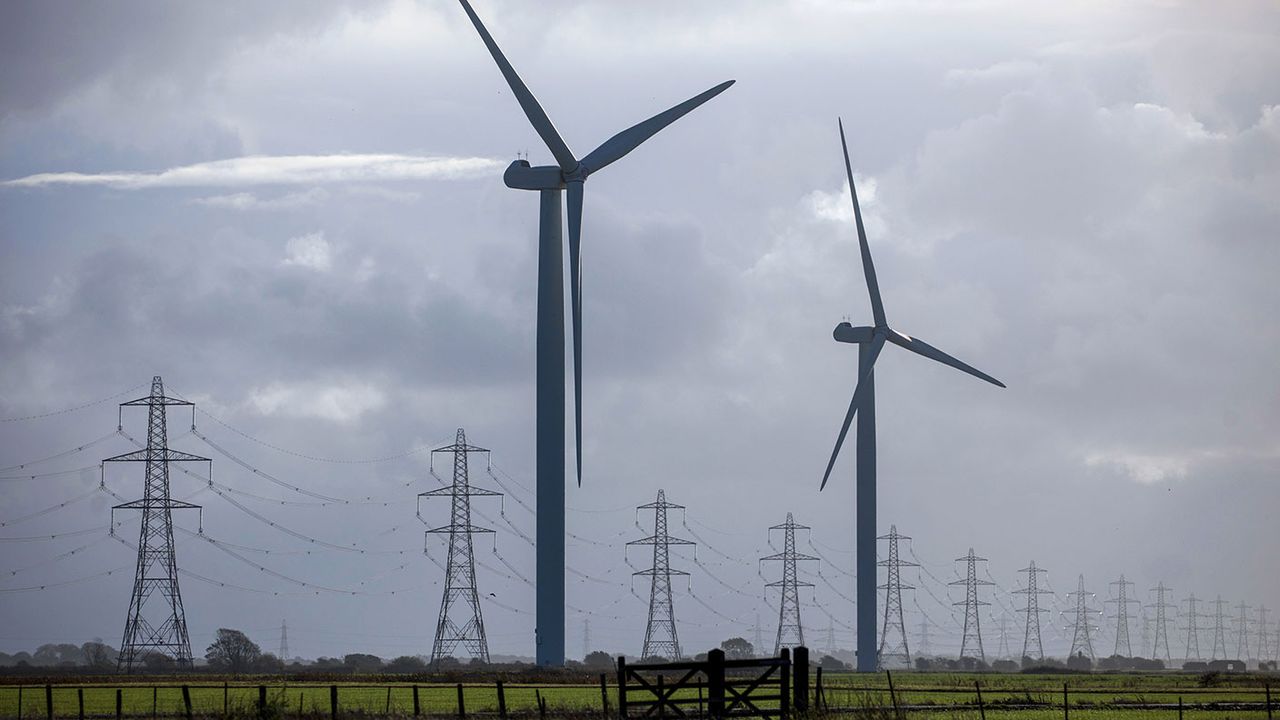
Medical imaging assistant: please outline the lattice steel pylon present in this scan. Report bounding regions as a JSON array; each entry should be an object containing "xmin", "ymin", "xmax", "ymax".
[
  {"xmin": 1211, "ymin": 596, "xmax": 1229, "ymax": 660},
  {"xmin": 1106, "ymin": 575, "xmax": 1139, "ymax": 657},
  {"xmin": 1013, "ymin": 561, "xmax": 1050, "ymax": 662},
  {"xmin": 950, "ymin": 548, "xmax": 993, "ymax": 662},
  {"xmin": 876, "ymin": 525, "xmax": 917, "ymax": 668},
  {"xmin": 418, "ymin": 428, "xmax": 502, "ymax": 665},
  {"xmin": 106, "ymin": 376, "xmax": 208, "ymax": 673},
  {"xmin": 917, "ymin": 614, "xmax": 932, "ymax": 657},
  {"xmin": 1256, "ymin": 606, "xmax": 1270, "ymax": 665},
  {"xmin": 760, "ymin": 513, "xmax": 817, "ymax": 655},
  {"xmin": 1067, "ymin": 575, "xmax": 1100, "ymax": 661},
  {"xmin": 1149, "ymin": 583, "xmax": 1174, "ymax": 663},
  {"xmin": 1183, "ymin": 594, "xmax": 1204, "ymax": 661},
  {"xmin": 279, "ymin": 620, "xmax": 289, "ymax": 661},
  {"xmin": 993, "ymin": 612, "xmax": 1012, "ymax": 660},
  {"xmin": 628, "ymin": 489, "xmax": 694, "ymax": 660},
  {"xmin": 1233, "ymin": 601, "xmax": 1252, "ymax": 661}
]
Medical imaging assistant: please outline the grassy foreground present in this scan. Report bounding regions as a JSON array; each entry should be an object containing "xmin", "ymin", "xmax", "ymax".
[{"xmin": 0, "ymin": 672, "xmax": 1275, "ymax": 718}]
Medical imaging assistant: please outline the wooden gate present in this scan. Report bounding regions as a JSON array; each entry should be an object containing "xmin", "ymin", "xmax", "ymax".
[{"xmin": 617, "ymin": 647, "xmax": 802, "ymax": 719}]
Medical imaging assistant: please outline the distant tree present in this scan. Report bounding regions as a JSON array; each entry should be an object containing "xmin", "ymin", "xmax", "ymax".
[
  {"xmin": 819, "ymin": 655, "xmax": 849, "ymax": 672},
  {"xmin": 33, "ymin": 643, "xmax": 84, "ymax": 667},
  {"xmin": 583, "ymin": 651, "xmax": 613, "ymax": 670},
  {"xmin": 1065, "ymin": 652, "xmax": 1093, "ymax": 671},
  {"xmin": 205, "ymin": 629, "xmax": 262, "ymax": 673},
  {"xmin": 254, "ymin": 652, "xmax": 285, "ymax": 673},
  {"xmin": 343, "ymin": 653, "xmax": 383, "ymax": 673},
  {"xmin": 434, "ymin": 656, "xmax": 461, "ymax": 670},
  {"xmin": 81, "ymin": 641, "xmax": 115, "ymax": 669},
  {"xmin": 386, "ymin": 655, "xmax": 428, "ymax": 674},
  {"xmin": 991, "ymin": 660, "xmax": 1018, "ymax": 672},
  {"xmin": 720, "ymin": 638, "xmax": 755, "ymax": 660},
  {"xmin": 142, "ymin": 653, "xmax": 175, "ymax": 672}
]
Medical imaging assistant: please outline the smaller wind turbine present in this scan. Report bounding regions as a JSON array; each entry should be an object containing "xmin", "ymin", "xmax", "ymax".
[{"xmin": 821, "ymin": 118, "xmax": 1005, "ymax": 672}]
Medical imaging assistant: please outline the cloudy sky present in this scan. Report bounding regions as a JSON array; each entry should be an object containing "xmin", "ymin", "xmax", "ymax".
[{"xmin": 2, "ymin": 0, "xmax": 1278, "ymax": 663}]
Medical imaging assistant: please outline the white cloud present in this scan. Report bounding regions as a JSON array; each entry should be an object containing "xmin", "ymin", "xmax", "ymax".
[
  {"xmin": 807, "ymin": 175, "xmax": 879, "ymax": 223},
  {"xmin": 192, "ymin": 187, "xmax": 329, "ymax": 210},
  {"xmin": 246, "ymin": 380, "xmax": 386, "ymax": 423},
  {"xmin": 283, "ymin": 232, "xmax": 332, "ymax": 272},
  {"xmin": 1086, "ymin": 450, "xmax": 1190, "ymax": 485},
  {"xmin": 944, "ymin": 60, "xmax": 1042, "ymax": 85},
  {"xmin": 2, "ymin": 154, "xmax": 503, "ymax": 189}
]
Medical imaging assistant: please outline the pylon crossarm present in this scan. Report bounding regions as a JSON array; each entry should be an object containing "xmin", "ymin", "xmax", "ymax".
[
  {"xmin": 426, "ymin": 524, "xmax": 495, "ymax": 535},
  {"xmin": 103, "ymin": 449, "xmax": 211, "ymax": 463}
]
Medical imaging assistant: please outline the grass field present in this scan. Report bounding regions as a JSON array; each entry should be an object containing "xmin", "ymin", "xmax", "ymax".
[{"xmin": 0, "ymin": 673, "xmax": 1276, "ymax": 719}]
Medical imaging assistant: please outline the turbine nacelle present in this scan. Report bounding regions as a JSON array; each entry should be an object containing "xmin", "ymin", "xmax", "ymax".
[
  {"xmin": 504, "ymin": 160, "xmax": 566, "ymax": 191},
  {"xmin": 833, "ymin": 323, "xmax": 876, "ymax": 344}
]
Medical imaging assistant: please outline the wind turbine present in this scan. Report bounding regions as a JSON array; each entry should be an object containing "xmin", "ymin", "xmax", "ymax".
[
  {"xmin": 821, "ymin": 118, "xmax": 1005, "ymax": 672},
  {"xmin": 458, "ymin": 0, "xmax": 734, "ymax": 666}
]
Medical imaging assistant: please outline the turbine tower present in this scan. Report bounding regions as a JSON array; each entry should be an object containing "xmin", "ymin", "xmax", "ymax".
[
  {"xmin": 106, "ymin": 376, "xmax": 208, "ymax": 672},
  {"xmin": 459, "ymin": 0, "xmax": 734, "ymax": 667},
  {"xmin": 419, "ymin": 429, "xmax": 502, "ymax": 665},
  {"xmin": 819, "ymin": 119, "xmax": 1005, "ymax": 671},
  {"xmin": 1106, "ymin": 575, "xmax": 1138, "ymax": 657},
  {"xmin": 876, "ymin": 525, "xmax": 917, "ymax": 668},
  {"xmin": 1067, "ymin": 575, "xmax": 1100, "ymax": 661},
  {"xmin": 628, "ymin": 490, "xmax": 694, "ymax": 660},
  {"xmin": 1149, "ymin": 583, "xmax": 1174, "ymax": 664},
  {"xmin": 950, "ymin": 548, "xmax": 993, "ymax": 662},
  {"xmin": 1183, "ymin": 594, "xmax": 1203, "ymax": 661},
  {"xmin": 760, "ymin": 513, "xmax": 817, "ymax": 655},
  {"xmin": 1013, "ymin": 561, "xmax": 1051, "ymax": 663}
]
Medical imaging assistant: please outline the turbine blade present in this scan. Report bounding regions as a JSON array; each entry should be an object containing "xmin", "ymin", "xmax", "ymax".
[
  {"xmin": 820, "ymin": 333, "xmax": 885, "ymax": 491},
  {"xmin": 580, "ymin": 80, "xmax": 735, "ymax": 174},
  {"xmin": 458, "ymin": 0, "xmax": 577, "ymax": 172},
  {"xmin": 887, "ymin": 329, "xmax": 1006, "ymax": 388},
  {"xmin": 567, "ymin": 180, "xmax": 585, "ymax": 487},
  {"xmin": 838, "ymin": 118, "xmax": 886, "ymax": 328}
]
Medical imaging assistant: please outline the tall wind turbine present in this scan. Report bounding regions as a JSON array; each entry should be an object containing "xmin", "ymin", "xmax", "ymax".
[
  {"xmin": 459, "ymin": 0, "xmax": 734, "ymax": 666},
  {"xmin": 821, "ymin": 118, "xmax": 1005, "ymax": 672}
]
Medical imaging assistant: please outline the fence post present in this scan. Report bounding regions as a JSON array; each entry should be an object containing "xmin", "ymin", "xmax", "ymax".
[
  {"xmin": 496, "ymin": 681, "xmax": 507, "ymax": 720},
  {"xmin": 330, "ymin": 685, "xmax": 338, "ymax": 720},
  {"xmin": 975, "ymin": 680, "xmax": 986, "ymax": 720},
  {"xmin": 78, "ymin": 688, "xmax": 84, "ymax": 720},
  {"xmin": 385, "ymin": 687, "xmax": 391, "ymax": 715},
  {"xmin": 151, "ymin": 687, "xmax": 156, "ymax": 720},
  {"xmin": 456, "ymin": 683, "xmax": 466, "ymax": 719},
  {"xmin": 617, "ymin": 657, "xmax": 628, "ymax": 720},
  {"xmin": 45, "ymin": 684, "xmax": 52, "ymax": 720},
  {"xmin": 793, "ymin": 646, "xmax": 809, "ymax": 713},
  {"xmin": 535, "ymin": 689, "xmax": 547, "ymax": 720},
  {"xmin": 886, "ymin": 670, "xmax": 901, "ymax": 720},
  {"xmin": 707, "ymin": 649, "xmax": 725, "ymax": 720},
  {"xmin": 18, "ymin": 686, "xmax": 23, "ymax": 720},
  {"xmin": 815, "ymin": 666, "xmax": 824, "ymax": 711},
  {"xmin": 656, "ymin": 676, "xmax": 665, "ymax": 720},
  {"xmin": 115, "ymin": 689, "xmax": 121, "ymax": 720},
  {"xmin": 1178, "ymin": 696, "xmax": 1183, "ymax": 720},
  {"xmin": 223, "ymin": 683, "xmax": 229, "ymax": 717},
  {"xmin": 780, "ymin": 648, "xmax": 791, "ymax": 720},
  {"xmin": 600, "ymin": 673, "xmax": 610, "ymax": 717},
  {"xmin": 182, "ymin": 686, "xmax": 192, "ymax": 720},
  {"xmin": 1063, "ymin": 683, "xmax": 1068, "ymax": 720},
  {"xmin": 1267, "ymin": 684, "xmax": 1273, "ymax": 720},
  {"xmin": 257, "ymin": 686, "xmax": 267, "ymax": 718},
  {"xmin": 413, "ymin": 686, "xmax": 421, "ymax": 717}
]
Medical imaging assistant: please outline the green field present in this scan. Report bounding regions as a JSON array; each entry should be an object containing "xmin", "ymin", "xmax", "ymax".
[{"xmin": 0, "ymin": 673, "xmax": 1275, "ymax": 719}]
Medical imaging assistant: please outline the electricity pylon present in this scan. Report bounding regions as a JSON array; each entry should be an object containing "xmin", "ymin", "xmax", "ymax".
[
  {"xmin": 993, "ymin": 612, "xmax": 1012, "ymax": 660},
  {"xmin": 1183, "ymin": 594, "xmax": 1204, "ymax": 661},
  {"xmin": 1256, "ymin": 606, "xmax": 1270, "ymax": 665},
  {"xmin": 279, "ymin": 620, "xmax": 289, "ymax": 661},
  {"xmin": 1067, "ymin": 575, "xmax": 1100, "ymax": 661},
  {"xmin": 950, "ymin": 548, "xmax": 993, "ymax": 662},
  {"xmin": 1014, "ymin": 561, "xmax": 1051, "ymax": 662},
  {"xmin": 918, "ymin": 615, "xmax": 933, "ymax": 657},
  {"xmin": 106, "ymin": 376, "xmax": 208, "ymax": 672},
  {"xmin": 628, "ymin": 489, "xmax": 694, "ymax": 660},
  {"xmin": 760, "ymin": 513, "xmax": 817, "ymax": 655},
  {"xmin": 419, "ymin": 429, "xmax": 502, "ymax": 665},
  {"xmin": 1234, "ymin": 601, "xmax": 1252, "ymax": 661},
  {"xmin": 1211, "ymin": 596, "xmax": 1229, "ymax": 660},
  {"xmin": 1106, "ymin": 575, "xmax": 1139, "ymax": 657},
  {"xmin": 1149, "ymin": 583, "xmax": 1174, "ymax": 663},
  {"xmin": 876, "ymin": 525, "xmax": 916, "ymax": 668}
]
